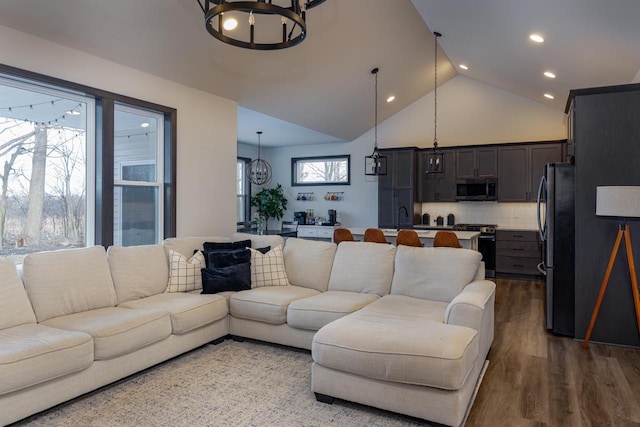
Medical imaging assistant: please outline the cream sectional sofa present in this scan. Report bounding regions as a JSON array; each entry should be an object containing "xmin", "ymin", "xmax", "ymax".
[{"xmin": 0, "ymin": 233, "xmax": 495, "ymax": 427}]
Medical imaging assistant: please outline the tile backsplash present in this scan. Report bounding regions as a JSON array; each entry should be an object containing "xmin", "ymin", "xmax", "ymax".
[{"xmin": 420, "ymin": 202, "xmax": 538, "ymax": 230}]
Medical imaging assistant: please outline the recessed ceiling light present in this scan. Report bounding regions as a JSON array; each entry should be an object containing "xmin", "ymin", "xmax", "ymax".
[
  {"xmin": 459, "ymin": 64, "xmax": 469, "ymax": 70},
  {"xmin": 544, "ymin": 71, "xmax": 556, "ymax": 79},
  {"xmin": 529, "ymin": 33, "xmax": 544, "ymax": 43},
  {"xmin": 544, "ymin": 93, "xmax": 555, "ymax": 100},
  {"xmin": 141, "ymin": 122, "xmax": 150, "ymax": 128},
  {"xmin": 386, "ymin": 95, "xmax": 395, "ymax": 103},
  {"xmin": 223, "ymin": 18, "xmax": 238, "ymax": 31}
]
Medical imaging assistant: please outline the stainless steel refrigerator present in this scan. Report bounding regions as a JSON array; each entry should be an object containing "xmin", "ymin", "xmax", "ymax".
[{"xmin": 537, "ymin": 163, "xmax": 575, "ymax": 336}]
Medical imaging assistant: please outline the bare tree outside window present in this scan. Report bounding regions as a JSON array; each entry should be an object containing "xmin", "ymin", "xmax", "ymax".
[{"xmin": 291, "ymin": 155, "xmax": 350, "ymax": 186}]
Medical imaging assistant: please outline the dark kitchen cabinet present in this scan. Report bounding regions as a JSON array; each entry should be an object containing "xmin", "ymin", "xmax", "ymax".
[
  {"xmin": 456, "ymin": 146, "xmax": 497, "ymax": 179},
  {"xmin": 378, "ymin": 148, "xmax": 417, "ymax": 229},
  {"xmin": 498, "ymin": 142, "xmax": 564, "ymax": 202},
  {"xmin": 417, "ymin": 149, "xmax": 456, "ymax": 202},
  {"xmin": 496, "ymin": 230, "xmax": 542, "ymax": 276}
]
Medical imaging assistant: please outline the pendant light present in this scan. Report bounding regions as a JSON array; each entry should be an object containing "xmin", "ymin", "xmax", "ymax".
[
  {"xmin": 247, "ymin": 131, "xmax": 272, "ymax": 185},
  {"xmin": 426, "ymin": 31, "xmax": 444, "ymax": 174},
  {"xmin": 365, "ymin": 67, "xmax": 387, "ymax": 176}
]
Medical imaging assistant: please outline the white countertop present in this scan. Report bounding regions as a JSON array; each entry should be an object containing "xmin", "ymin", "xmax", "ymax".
[{"xmin": 348, "ymin": 228, "xmax": 479, "ymax": 240}]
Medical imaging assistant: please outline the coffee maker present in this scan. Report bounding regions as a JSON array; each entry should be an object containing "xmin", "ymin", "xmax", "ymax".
[
  {"xmin": 324, "ymin": 209, "xmax": 337, "ymax": 226},
  {"xmin": 294, "ymin": 211, "xmax": 307, "ymax": 225}
]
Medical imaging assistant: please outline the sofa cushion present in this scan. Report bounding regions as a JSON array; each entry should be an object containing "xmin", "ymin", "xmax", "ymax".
[
  {"xmin": 0, "ymin": 258, "xmax": 36, "ymax": 329},
  {"xmin": 42, "ymin": 307, "xmax": 171, "ymax": 360},
  {"xmin": 283, "ymin": 238, "xmax": 337, "ymax": 292},
  {"xmin": 328, "ymin": 242, "xmax": 396, "ymax": 296},
  {"xmin": 107, "ymin": 244, "xmax": 169, "ymax": 304},
  {"xmin": 287, "ymin": 291, "xmax": 379, "ymax": 331},
  {"xmin": 250, "ymin": 246, "xmax": 290, "ymax": 288},
  {"xmin": 119, "ymin": 293, "xmax": 228, "ymax": 334},
  {"xmin": 162, "ymin": 236, "xmax": 230, "ymax": 258},
  {"xmin": 230, "ymin": 286, "xmax": 320, "ymax": 325},
  {"xmin": 391, "ymin": 246, "xmax": 482, "ymax": 302},
  {"xmin": 360, "ymin": 294, "xmax": 449, "ymax": 323},
  {"xmin": 166, "ymin": 250, "xmax": 206, "ymax": 293},
  {"xmin": 22, "ymin": 246, "xmax": 117, "ymax": 323},
  {"xmin": 312, "ymin": 311, "xmax": 478, "ymax": 390},
  {"xmin": 0, "ymin": 323, "xmax": 93, "ymax": 395}
]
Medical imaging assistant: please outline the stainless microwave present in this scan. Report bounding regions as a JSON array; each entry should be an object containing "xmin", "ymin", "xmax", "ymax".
[{"xmin": 456, "ymin": 178, "xmax": 497, "ymax": 201}]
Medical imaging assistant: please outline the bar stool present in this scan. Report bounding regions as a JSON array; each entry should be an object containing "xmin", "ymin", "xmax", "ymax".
[
  {"xmin": 333, "ymin": 228, "xmax": 355, "ymax": 244},
  {"xmin": 396, "ymin": 229, "xmax": 423, "ymax": 247},
  {"xmin": 433, "ymin": 231, "xmax": 462, "ymax": 248},
  {"xmin": 364, "ymin": 228, "xmax": 389, "ymax": 244}
]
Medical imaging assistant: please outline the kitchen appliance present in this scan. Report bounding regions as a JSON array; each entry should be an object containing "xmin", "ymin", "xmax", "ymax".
[
  {"xmin": 456, "ymin": 178, "xmax": 497, "ymax": 201},
  {"xmin": 537, "ymin": 162, "xmax": 575, "ymax": 336},
  {"xmin": 453, "ymin": 224, "xmax": 497, "ymax": 278},
  {"xmin": 436, "ymin": 216, "xmax": 444, "ymax": 226},
  {"xmin": 322, "ymin": 209, "xmax": 337, "ymax": 226},
  {"xmin": 293, "ymin": 211, "xmax": 307, "ymax": 225},
  {"xmin": 447, "ymin": 214, "xmax": 455, "ymax": 226},
  {"xmin": 422, "ymin": 213, "xmax": 430, "ymax": 225}
]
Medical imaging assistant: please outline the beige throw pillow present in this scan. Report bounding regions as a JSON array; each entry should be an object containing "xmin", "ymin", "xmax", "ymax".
[
  {"xmin": 166, "ymin": 250, "xmax": 205, "ymax": 292},
  {"xmin": 250, "ymin": 246, "xmax": 290, "ymax": 288}
]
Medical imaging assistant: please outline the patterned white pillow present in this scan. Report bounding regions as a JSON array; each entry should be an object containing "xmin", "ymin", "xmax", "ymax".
[
  {"xmin": 166, "ymin": 250, "xmax": 205, "ymax": 293},
  {"xmin": 250, "ymin": 246, "xmax": 290, "ymax": 288}
]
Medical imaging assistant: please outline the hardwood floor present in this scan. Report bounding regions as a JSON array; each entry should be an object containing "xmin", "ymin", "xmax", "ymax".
[{"xmin": 466, "ymin": 278, "xmax": 640, "ymax": 427}]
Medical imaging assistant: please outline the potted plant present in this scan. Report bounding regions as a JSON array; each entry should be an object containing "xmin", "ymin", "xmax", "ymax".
[{"xmin": 250, "ymin": 183, "xmax": 288, "ymax": 230}]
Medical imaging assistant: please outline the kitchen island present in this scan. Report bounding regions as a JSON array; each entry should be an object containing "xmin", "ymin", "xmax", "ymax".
[{"xmin": 348, "ymin": 228, "xmax": 479, "ymax": 250}]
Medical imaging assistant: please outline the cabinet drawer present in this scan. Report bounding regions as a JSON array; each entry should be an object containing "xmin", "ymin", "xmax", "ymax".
[
  {"xmin": 316, "ymin": 228, "xmax": 334, "ymax": 239},
  {"xmin": 496, "ymin": 256, "xmax": 542, "ymax": 275},
  {"xmin": 496, "ymin": 241, "xmax": 540, "ymax": 258},
  {"xmin": 297, "ymin": 227, "xmax": 317, "ymax": 238},
  {"xmin": 496, "ymin": 230, "xmax": 539, "ymax": 242}
]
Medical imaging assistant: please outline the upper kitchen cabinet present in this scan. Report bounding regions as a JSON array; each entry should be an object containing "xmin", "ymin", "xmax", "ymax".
[
  {"xmin": 456, "ymin": 146, "xmax": 497, "ymax": 179},
  {"xmin": 378, "ymin": 148, "xmax": 418, "ymax": 228},
  {"xmin": 498, "ymin": 141, "xmax": 565, "ymax": 202},
  {"xmin": 417, "ymin": 149, "xmax": 456, "ymax": 202}
]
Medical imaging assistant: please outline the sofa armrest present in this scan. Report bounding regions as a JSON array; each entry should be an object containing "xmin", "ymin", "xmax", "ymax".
[{"xmin": 444, "ymin": 280, "xmax": 496, "ymax": 360}]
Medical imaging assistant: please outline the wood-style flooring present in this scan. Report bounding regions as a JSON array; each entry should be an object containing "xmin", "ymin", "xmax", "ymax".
[{"xmin": 466, "ymin": 278, "xmax": 640, "ymax": 427}]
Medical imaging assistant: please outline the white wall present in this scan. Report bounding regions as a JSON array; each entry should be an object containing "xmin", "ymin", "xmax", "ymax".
[
  {"xmin": 264, "ymin": 75, "xmax": 567, "ymax": 229},
  {"xmin": 0, "ymin": 24, "xmax": 238, "ymax": 238}
]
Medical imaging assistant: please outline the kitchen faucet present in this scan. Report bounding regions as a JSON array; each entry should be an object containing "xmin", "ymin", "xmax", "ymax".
[{"xmin": 397, "ymin": 205, "xmax": 408, "ymax": 231}]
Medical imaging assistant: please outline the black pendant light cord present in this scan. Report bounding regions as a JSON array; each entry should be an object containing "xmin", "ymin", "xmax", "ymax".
[
  {"xmin": 433, "ymin": 31, "xmax": 441, "ymax": 151},
  {"xmin": 372, "ymin": 67, "xmax": 379, "ymax": 150}
]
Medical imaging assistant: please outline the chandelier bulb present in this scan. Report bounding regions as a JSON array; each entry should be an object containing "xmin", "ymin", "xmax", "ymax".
[{"xmin": 249, "ymin": 11, "xmax": 255, "ymax": 26}]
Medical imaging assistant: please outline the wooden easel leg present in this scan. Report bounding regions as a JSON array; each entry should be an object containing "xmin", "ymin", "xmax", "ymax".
[
  {"xmin": 582, "ymin": 226, "xmax": 625, "ymax": 349},
  {"xmin": 623, "ymin": 226, "xmax": 640, "ymax": 335}
]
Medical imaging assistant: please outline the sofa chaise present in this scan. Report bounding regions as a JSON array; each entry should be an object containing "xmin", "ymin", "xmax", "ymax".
[{"xmin": 0, "ymin": 233, "xmax": 495, "ymax": 427}]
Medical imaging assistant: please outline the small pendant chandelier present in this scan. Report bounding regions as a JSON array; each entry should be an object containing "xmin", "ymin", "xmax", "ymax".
[
  {"xmin": 365, "ymin": 67, "xmax": 388, "ymax": 176},
  {"xmin": 426, "ymin": 31, "xmax": 444, "ymax": 174},
  {"xmin": 247, "ymin": 131, "xmax": 272, "ymax": 186}
]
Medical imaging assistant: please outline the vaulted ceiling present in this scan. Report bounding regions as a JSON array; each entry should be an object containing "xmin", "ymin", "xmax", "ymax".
[{"xmin": 0, "ymin": 0, "xmax": 638, "ymax": 146}]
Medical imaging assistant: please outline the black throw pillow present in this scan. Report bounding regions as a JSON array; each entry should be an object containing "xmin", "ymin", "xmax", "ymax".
[
  {"xmin": 256, "ymin": 246, "xmax": 271, "ymax": 254},
  {"xmin": 201, "ymin": 263, "xmax": 251, "ymax": 294},
  {"xmin": 207, "ymin": 248, "xmax": 251, "ymax": 269},
  {"xmin": 203, "ymin": 239, "xmax": 252, "ymax": 251}
]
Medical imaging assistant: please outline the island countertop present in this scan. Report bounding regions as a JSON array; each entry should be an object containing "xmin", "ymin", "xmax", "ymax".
[{"xmin": 347, "ymin": 228, "xmax": 479, "ymax": 250}]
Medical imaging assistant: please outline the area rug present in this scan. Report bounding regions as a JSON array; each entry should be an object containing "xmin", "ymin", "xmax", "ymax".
[{"xmin": 15, "ymin": 340, "xmax": 485, "ymax": 427}]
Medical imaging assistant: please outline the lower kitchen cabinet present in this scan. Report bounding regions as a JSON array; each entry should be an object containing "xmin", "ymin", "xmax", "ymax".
[
  {"xmin": 496, "ymin": 230, "xmax": 542, "ymax": 276},
  {"xmin": 297, "ymin": 225, "xmax": 334, "ymax": 241}
]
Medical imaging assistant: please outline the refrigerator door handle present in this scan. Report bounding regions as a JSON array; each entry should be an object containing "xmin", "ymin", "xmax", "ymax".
[{"xmin": 537, "ymin": 175, "xmax": 547, "ymax": 241}]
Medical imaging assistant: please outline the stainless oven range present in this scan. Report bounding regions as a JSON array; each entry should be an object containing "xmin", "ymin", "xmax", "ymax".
[{"xmin": 452, "ymin": 224, "xmax": 496, "ymax": 278}]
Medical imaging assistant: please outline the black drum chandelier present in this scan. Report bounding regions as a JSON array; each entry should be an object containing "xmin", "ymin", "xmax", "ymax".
[{"xmin": 197, "ymin": 0, "xmax": 326, "ymax": 50}]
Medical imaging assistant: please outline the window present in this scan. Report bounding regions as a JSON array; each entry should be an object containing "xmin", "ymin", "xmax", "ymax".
[
  {"xmin": 291, "ymin": 155, "xmax": 350, "ymax": 186},
  {"xmin": 0, "ymin": 64, "xmax": 176, "ymax": 258},
  {"xmin": 237, "ymin": 157, "xmax": 250, "ymax": 222}
]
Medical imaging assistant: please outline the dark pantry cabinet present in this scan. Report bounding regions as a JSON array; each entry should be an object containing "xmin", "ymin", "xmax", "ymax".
[
  {"xmin": 570, "ymin": 83, "xmax": 640, "ymax": 347},
  {"xmin": 497, "ymin": 142, "xmax": 564, "ymax": 202},
  {"xmin": 378, "ymin": 148, "xmax": 418, "ymax": 229}
]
